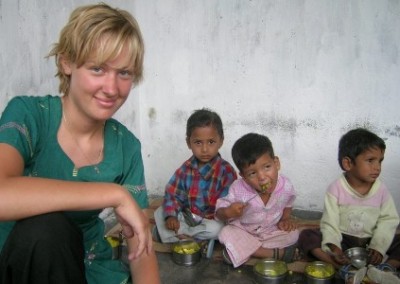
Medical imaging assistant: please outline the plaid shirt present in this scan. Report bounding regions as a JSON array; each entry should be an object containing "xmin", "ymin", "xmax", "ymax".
[{"xmin": 162, "ymin": 154, "xmax": 237, "ymax": 219}]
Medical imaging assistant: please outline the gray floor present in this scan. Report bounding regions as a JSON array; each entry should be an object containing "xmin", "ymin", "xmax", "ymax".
[
  {"xmin": 153, "ymin": 208, "xmax": 333, "ymax": 284},
  {"xmin": 113, "ymin": 206, "xmax": 400, "ymax": 283},
  {"xmin": 113, "ymin": 206, "xmax": 345, "ymax": 283},
  {"xmin": 155, "ymin": 251, "xmax": 345, "ymax": 284},
  {"xmin": 157, "ymin": 251, "xmax": 256, "ymax": 284}
]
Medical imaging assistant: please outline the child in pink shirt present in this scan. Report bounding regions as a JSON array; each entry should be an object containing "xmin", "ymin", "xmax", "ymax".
[{"xmin": 215, "ymin": 133, "xmax": 299, "ymax": 267}]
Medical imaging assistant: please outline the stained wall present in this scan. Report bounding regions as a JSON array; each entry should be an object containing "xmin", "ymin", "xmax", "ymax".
[{"xmin": 1, "ymin": 0, "xmax": 399, "ymax": 212}]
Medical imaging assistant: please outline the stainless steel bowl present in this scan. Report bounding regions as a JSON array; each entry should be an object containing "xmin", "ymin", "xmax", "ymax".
[
  {"xmin": 253, "ymin": 258, "xmax": 288, "ymax": 284},
  {"xmin": 305, "ymin": 261, "xmax": 335, "ymax": 284},
  {"xmin": 171, "ymin": 240, "xmax": 201, "ymax": 266},
  {"xmin": 344, "ymin": 247, "xmax": 368, "ymax": 269}
]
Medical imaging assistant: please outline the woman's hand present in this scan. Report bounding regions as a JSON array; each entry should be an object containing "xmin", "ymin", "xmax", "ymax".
[{"xmin": 113, "ymin": 190, "xmax": 152, "ymax": 261}]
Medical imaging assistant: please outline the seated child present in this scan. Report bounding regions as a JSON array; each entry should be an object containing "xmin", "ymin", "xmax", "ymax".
[
  {"xmin": 153, "ymin": 108, "xmax": 237, "ymax": 243},
  {"xmin": 298, "ymin": 128, "xmax": 400, "ymax": 275},
  {"xmin": 215, "ymin": 133, "xmax": 299, "ymax": 267}
]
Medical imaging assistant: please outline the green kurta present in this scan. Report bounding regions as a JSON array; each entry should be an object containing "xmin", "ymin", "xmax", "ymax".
[{"xmin": 0, "ymin": 95, "xmax": 149, "ymax": 284}]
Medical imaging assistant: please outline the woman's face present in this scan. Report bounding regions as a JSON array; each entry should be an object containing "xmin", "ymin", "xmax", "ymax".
[{"xmin": 61, "ymin": 46, "xmax": 134, "ymax": 122}]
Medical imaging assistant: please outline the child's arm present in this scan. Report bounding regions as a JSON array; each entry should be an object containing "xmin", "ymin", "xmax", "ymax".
[
  {"xmin": 368, "ymin": 248, "xmax": 383, "ymax": 265},
  {"xmin": 216, "ymin": 202, "xmax": 247, "ymax": 221},
  {"xmin": 277, "ymin": 207, "xmax": 297, "ymax": 231},
  {"xmin": 162, "ymin": 168, "xmax": 187, "ymax": 232},
  {"xmin": 326, "ymin": 243, "xmax": 349, "ymax": 265},
  {"xmin": 368, "ymin": 191, "xmax": 399, "ymax": 258},
  {"xmin": 217, "ymin": 162, "xmax": 238, "ymax": 199},
  {"xmin": 320, "ymin": 185, "xmax": 344, "ymax": 251}
]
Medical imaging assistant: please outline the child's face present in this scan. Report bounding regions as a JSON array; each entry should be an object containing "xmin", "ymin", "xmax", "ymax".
[
  {"xmin": 186, "ymin": 126, "xmax": 223, "ymax": 167},
  {"xmin": 345, "ymin": 147, "xmax": 384, "ymax": 186},
  {"xmin": 240, "ymin": 153, "xmax": 280, "ymax": 193}
]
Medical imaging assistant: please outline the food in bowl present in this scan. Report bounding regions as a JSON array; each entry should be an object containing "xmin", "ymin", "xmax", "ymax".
[
  {"xmin": 305, "ymin": 261, "xmax": 335, "ymax": 280},
  {"xmin": 254, "ymin": 258, "xmax": 288, "ymax": 276},
  {"xmin": 172, "ymin": 241, "xmax": 201, "ymax": 254},
  {"xmin": 171, "ymin": 240, "xmax": 202, "ymax": 266},
  {"xmin": 253, "ymin": 258, "xmax": 288, "ymax": 283}
]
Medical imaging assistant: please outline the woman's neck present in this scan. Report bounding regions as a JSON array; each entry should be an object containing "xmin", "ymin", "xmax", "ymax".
[{"xmin": 61, "ymin": 96, "xmax": 105, "ymax": 137}]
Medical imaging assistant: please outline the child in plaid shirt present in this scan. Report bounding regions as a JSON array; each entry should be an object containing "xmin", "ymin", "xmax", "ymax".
[{"xmin": 153, "ymin": 108, "xmax": 237, "ymax": 243}]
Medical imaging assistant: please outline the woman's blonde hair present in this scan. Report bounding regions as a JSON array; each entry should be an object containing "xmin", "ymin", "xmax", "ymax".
[{"xmin": 48, "ymin": 3, "xmax": 144, "ymax": 95}]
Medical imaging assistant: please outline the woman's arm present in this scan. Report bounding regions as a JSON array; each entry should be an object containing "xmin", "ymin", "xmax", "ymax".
[
  {"xmin": 0, "ymin": 143, "xmax": 151, "ymax": 259},
  {"xmin": 0, "ymin": 143, "xmax": 134, "ymax": 218},
  {"xmin": 127, "ymin": 227, "xmax": 160, "ymax": 284}
]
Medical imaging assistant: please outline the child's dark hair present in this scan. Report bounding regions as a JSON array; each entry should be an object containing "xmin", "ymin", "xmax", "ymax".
[
  {"xmin": 232, "ymin": 133, "xmax": 274, "ymax": 172},
  {"xmin": 186, "ymin": 108, "xmax": 224, "ymax": 139},
  {"xmin": 338, "ymin": 128, "xmax": 386, "ymax": 170}
]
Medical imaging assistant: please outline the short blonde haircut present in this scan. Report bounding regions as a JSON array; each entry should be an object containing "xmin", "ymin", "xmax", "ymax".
[{"xmin": 48, "ymin": 3, "xmax": 144, "ymax": 95}]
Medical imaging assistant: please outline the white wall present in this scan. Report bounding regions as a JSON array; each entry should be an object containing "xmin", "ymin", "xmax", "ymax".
[{"xmin": 1, "ymin": 0, "xmax": 399, "ymax": 212}]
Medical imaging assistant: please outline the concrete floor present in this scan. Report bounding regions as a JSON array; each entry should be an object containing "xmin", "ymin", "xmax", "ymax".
[
  {"xmin": 111, "ymin": 205, "xmax": 349, "ymax": 283},
  {"xmin": 111, "ymin": 206, "xmax": 400, "ymax": 283},
  {"xmin": 150, "ymin": 208, "xmax": 344, "ymax": 284},
  {"xmin": 113, "ymin": 207, "xmax": 346, "ymax": 283},
  {"xmin": 155, "ymin": 251, "xmax": 346, "ymax": 284}
]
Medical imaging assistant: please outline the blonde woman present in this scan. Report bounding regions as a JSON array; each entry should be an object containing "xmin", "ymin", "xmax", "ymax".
[{"xmin": 0, "ymin": 3, "xmax": 159, "ymax": 283}]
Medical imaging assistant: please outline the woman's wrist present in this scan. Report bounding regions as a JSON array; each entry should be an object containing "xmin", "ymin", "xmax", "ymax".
[{"xmin": 109, "ymin": 184, "xmax": 133, "ymax": 210}]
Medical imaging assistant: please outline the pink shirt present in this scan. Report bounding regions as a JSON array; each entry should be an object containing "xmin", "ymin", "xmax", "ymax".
[{"xmin": 216, "ymin": 175, "xmax": 296, "ymax": 236}]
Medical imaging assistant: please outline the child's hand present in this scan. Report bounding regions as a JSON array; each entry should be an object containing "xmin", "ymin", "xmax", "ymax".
[
  {"xmin": 165, "ymin": 216, "xmax": 180, "ymax": 234},
  {"xmin": 227, "ymin": 202, "xmax": 247, "ymax": 218},
  {"xmin": 331, "ymin": 251, "xmax": 349, "ymax": 265},
  {"xmin": 367, "ymin": 248, "xmax": 383, "ymax": 265},
  {"xmin": 327, "ymin": 244, "xmax": 350, "ymax": 265},
  {"xmin": 277, "ymin": 219, "xmax": 297, "ymax": 231}
]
